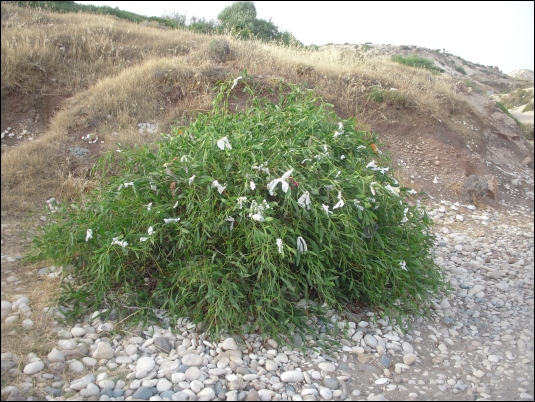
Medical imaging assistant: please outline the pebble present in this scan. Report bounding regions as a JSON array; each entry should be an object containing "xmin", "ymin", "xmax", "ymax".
[{"xmin": 1, "ymin": 202, "xmax": 534, "ymax": 402}]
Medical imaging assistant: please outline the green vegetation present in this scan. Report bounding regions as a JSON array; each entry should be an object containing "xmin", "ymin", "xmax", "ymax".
[
  {"xmin": 496, "ymin": 101, "xmax": 522, "ymax": 127},
  {"xmin": 391, "ymin": 55, "xmax": 444, "ymax": 74},
  {"xmin": 8, "ymin": 1, "xmax": 302, "ymax": 45},
  {"xmin": 500, "ymin": 88, "xmax": 534, "ymax": 109},
  {"xmin": 522, "ymin": 102, "xmax": 534, "ymax": 112},
  {"xmin": 454, "ymin": 65, "xmax": 467, "ymax": 75},
  {"xmin": 28, "ymin": 77, "xmax": 447, "ymax": 339},
  {"xmin": 367, "ymin": 87, "xmax": 406, "ymax": 107}
]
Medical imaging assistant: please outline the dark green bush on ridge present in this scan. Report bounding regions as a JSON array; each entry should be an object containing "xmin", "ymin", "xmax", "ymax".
[{"xmin": 29, "ymin": 75, "xmax": 447, "ymax": 340}]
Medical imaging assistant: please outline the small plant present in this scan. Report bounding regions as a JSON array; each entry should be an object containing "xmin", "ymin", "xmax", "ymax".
[
  {"xmin": 361, "ymin": 44, "xmax": 371, "ymax": 52},
  {"xmin": 495, "ymin": 101, "xmax": 522, "ymax": 127},
  {"xmin": 454, "ymin": 65, "xmax": 467, "ymax": 75},
  {"xmin": 522, "ymin": 102, "xmax": 534, "ymax": 112},
  {"xmin": 206, "ymin": 38, "xmax": 232, "ymax": 63},
  {"xmin": 391, "ymin": 55, "xmax": 444, "ymax": 74},
  {"xmin": 367, "ymin": 86, "xmax": 384, "ymax": 103},
  {"xmin": 28, "ymin": 76, "xmax": 447, "ymax": 340}
]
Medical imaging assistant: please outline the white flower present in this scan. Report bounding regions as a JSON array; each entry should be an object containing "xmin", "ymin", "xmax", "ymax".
[
  {"xmin": 400, "ymin": 208, "xmax": 409, "ymax": 223},
  {"xmin": 385, "ymin": 184, "xmax": 400, "ymax": 196},
  {"xmin": 340, "ymin": 155, "xmax": 346, "ymax": 160},
  {"xmin": 164, "ymin": 218, "xmax": 180, "ymax": 223},
  {"xmin": 333, "ymin": 192, "xmax": 344, "ymax": 209},
  {"xmin": 226, "ymin": 216, "xmax": 235, "ymax": 230},
  {"xmin": 111, "ymin": 237, "xmax": 128, "ymax": 248},
  {"xmin": 296, "ymin": 237, "xmax": 308, "ymax": 254},
  {"xmin": 116, "ymin": 149, "xmax": 122, "ymax": 153},
  {"xmin": 189, "ymin": 175, "xmax": 195, "ymax": 185},
  {"xmin": 252, "ymin": 162, "xmax": 270, "ymax": 175},
  {"xmin": 267, "ymin": 169, "xmax": 294, "ymax": 196},
  {"xmin": 147, "ymin": 226, "xmax": 154, "ymax": 235},
  {"xmin": 250, "ymin": 213, "xmax": 264, "ymax": 222},
  {"xmin": 324, "ymin": 185, "xmax": 334, "ymax": 191},
  {"xmin": 370, "ymin": 182, "xmax": 377, "ymax": 196},
  {"xmin": 150, "ymin": 184, "xmax": 157, "ymax": 191},
  {"xmin": 217, "ymin": 136, "xmax": 232, "ymax": 150},
  {"xmin": 353, "ymin": 199, "xmax": 364, "ymax": 211},
  {"xmin": 180, "ymin": 155, "xmax": 188, "ymax": 162},
  {"xmin": 323, "ymin": 145, "xmax": 328, "ymax": 152},
  {"xmin": 140, "ymin": 237, "xmax": 148, "ymax": 242},
  {"xmin": 357, "ymin": 145, "xmax": 366, "ymax": 150},
  {"xmin": 366, "ymin": 160, "xmax": 377, "ymax": 169},
  {"xmin": 248, "ymin": 199, "xmax": 270, "ymax": 221},
  {"xmin": 366, "ymin": 160, "xmax": 389, "ymax": 174},
  {"xmin": 173, "ymin": 201, "xmax": 179, "ymax": 208},
  {"xmin": 212, "ymin": 180, "xmax": 226, "ymax": 194},
  {"xmin": 85, "ymin": 229, "xmax": 93, "ymax": 242},
  {"xmin": 297, "ymin": 191, "xmax": 312, "ymax": 210},
  {"xmin": 335, "ymin": 170, "xmax": 341, "ymax": 178},
  {"xmin": 124, "ymin": 182, "xmax": 134, "ymax": 188},
  {"xmin": 407, "ymin": 188, "xmax": 417, "ymax": 195},
  {"xmin": 276, "ymin": 238, "xmax": 283, "ymax": 254},
  {"xmin": 237, "ymin": 196, "xmax": 247, "ymax": 209},
  {"xmin": 301, "ymin": 158, "xmax": 311, "ymax": 164},
  {"xmin": 399, "ymin": 261, "xmax": 408, "ymax": 271},
  {"xmin": 231, "ymin": 76, "xmax": 242, "ymax": 89},
  {"xmin": 322, "ymin": 204, "xmax": 333, "ymax": 215},
  {"xmin": 147, "ymin": 202, "xmax": 152, "ymax": 211},
  {"xmin": 250, "ymin": 181, "xmax": 256, "ymax": 190},
  {"xmin": 334, "ymin": 122, "xmax": 344, "ymax": 138}
]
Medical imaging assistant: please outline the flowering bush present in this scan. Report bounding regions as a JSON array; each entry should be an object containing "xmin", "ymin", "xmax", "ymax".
[{"xmin": 29, "ymin": 75, "xmax": 446, "ymax": 338}]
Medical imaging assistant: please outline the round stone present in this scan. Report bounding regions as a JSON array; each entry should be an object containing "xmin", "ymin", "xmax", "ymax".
[
  {"xmin": 92, "ymin": 342, "xmax": 114, "ymax": 359},
  {"xmin": 69, "ymin": 360, "xmax": 84, "ymax": 373},
  {"xmin": 364, "ymin": 334, "xmax": 378, "ymax": 348},
  {"xmin": 323, "ymin": 377, "xmax": 339, "ymax": 390},
  {"xmin": 71, "ymin": 327, "xmax": 87, "ymax": 337},
  {"xmin": 185, "ymin": 366, "xmax": 201, "ymax": 381},
  {"xmin": 82, "ymin": 357, "xmax": 98, "ymax": 367},
  {"xmin": 281, "ymin": 370, "xmax": 304, "ymax": 382},
  {"xmin": 136, "ymin": 356, "xmax": 156, "ymax": 372},
  {"xmin": 403, "ymin": 354, "xmax": 416, "ymax": 366},
  {"xmin": 47, "ymin": 348, "xmax": 65, "ymax": 363},
  {"xmin": 318, "ymin": 362, "xmax": 336, "ymax": 372},
  {"xmin": 58, "ymin": 339, "xmax": 77, "ymax": 350},
  {"xmin": 222, "ymin": 337, "xmax": 238, "ymax": 350},
  {"xmin": 265, "ymin": 359, "xmax": 278, "ymax": 371},
  {"xmin": 157, "ymin": 378, "xmax": 173, "ymax": 392},
  {"xmin": 23, "ymin": 361, "xmax": 44, "ymax": 375},
  {"xmin": 197, "ymin": 387, "xmax": 216, "ymax": 399},
  {"xmin": 182, "ymin": 353, "xmax": 203, "ymax": 367}
]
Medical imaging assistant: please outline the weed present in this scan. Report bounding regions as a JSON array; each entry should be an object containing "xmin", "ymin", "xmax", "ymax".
[
  {"xmin": 522, "ymin": 102, "xmax": 534, "ymax": 112},
  {"xmin": 28, "ymin": 77, "xmax": 448, "ymax": 341},
  {"xmin": 391, "ymin": 55, "xmax": 444, "ymax": 74},
  {"xmin": 206, "ymin": 38, "xmax": 233, "ymax": 63},
  {"xmin": 454, "ymin": 65, "xmax": 467, "ymax": 75}
]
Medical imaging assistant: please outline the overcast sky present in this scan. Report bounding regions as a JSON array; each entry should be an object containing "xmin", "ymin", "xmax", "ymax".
[{"xmin": 76, "ymin": 1, "xmax": 534, "ymax": 73}]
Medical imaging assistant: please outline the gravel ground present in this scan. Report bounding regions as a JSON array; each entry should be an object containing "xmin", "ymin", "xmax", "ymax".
[{"xmin": 1, "ymin": 200, "xmax": 533, "ymax": 402}]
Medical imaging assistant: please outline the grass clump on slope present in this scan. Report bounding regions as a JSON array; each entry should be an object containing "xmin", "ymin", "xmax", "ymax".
[{"xmin": 28, "ymin": 75, "xmax": 447, "ymax": 341}]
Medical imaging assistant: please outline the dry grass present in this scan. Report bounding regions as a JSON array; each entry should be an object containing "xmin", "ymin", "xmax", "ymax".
[{"xmin": 1, "ymin": 1, "xmax": 466, "ymax": 216}]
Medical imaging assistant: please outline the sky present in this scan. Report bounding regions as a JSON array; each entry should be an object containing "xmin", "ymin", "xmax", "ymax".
[{"xmin": 76, "ymin": 1, "xmax": 534, "ymax": 73}]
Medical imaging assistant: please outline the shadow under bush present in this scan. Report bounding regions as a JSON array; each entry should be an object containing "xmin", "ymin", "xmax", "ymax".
[{"xmin": 28, "ymin": 75, "xmax": 447, "ymax": 340}]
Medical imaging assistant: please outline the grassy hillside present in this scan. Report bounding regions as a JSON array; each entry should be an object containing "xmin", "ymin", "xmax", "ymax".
[{"xmin": 1, "ymin": 2, "xmax": 470, "ymax": 215}]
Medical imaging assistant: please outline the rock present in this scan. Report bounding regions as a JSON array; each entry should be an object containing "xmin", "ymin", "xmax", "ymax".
[
  {"xmin": 281, "ymin": 370, "xmax": 304, "ymax": 382},
  {"xmin": 197, "ymin": 387, "xmax": 216, "ymax": 399},
  {"xmin": 153, "ymin": 336, "xmax": 172, "ymax": 353},
  {"xmin": 156, "ymin": 379, "xmax": 172, "ymax": 392},
  {"xmin": 92, "ymin": 342, "xmax": 114, "ymax": 359},
  {"xmin": 403, "ymin": 354, "xmax": 416, "ymax": 366},
  {"xmin": 185, "ymin": 366, "xmax": 200, "ymax": 381},
  {"xmin": 245, "ymin": 389, "xmax": 260, "ymax": 401},
  {"xmin": 182, "ymin": 353, "xmax": 203, "ymax": 366},
  {"xmin": 70, "ymin": 374, "xmax": 96, "ymax": 391},
  {"xmin": 23, "ymin": 361, "xmax": 44, "ymax": 375},
  {"xmin": 462, "ymin": 175, "xmax": 490, "ymax": 203},
  {"xmin": 320, "ymin": 387, "xmax": 333, "ymax": 400},
  {"xmin": 6, "ymin": 390, "xmax": 25, "ymax": 401},
  {"xmin": 364, "ymin": 334, "xmax": 378, "ymax": 348},
  {"xmin": 318, "ymin": 362, "xmax": 336, "ymax": 372},
  {"xmin": 222, "ymin": 337, "xmax": 238, "ymax": 350},
  {"xmin": 136, "ymin": 356, "xmax": 156, "ymax": 372},
  {"xmin": 5, "ymin": 316, "xmax": 19, "ymax": 324},
  {"xmin": 69, "ymin": 360, "xmax": 84, "ymax": 373},
  {"xmin": 265, "ymin": 359, "xmax": 278, "ymax": 371},
  {"xmin": 71, "ymin": 327, "xmax": 87, "ymax": 337},
  {"xmin": 133, "ymin": 386, "xmax": 152, "ymax": 400},
  {"xmin": 21, "ymin": 319, "xmax": 34, "ymax": 329},
  {"xmin": 1, "ymin": 301, "xmax": 12, "ymax": 318},
  {"xmin": 323, "ymin": 377, "xmax": 339, "ymax": 390},
  {"xmin": 47, "ymin": 348, "xmax": 65, "ymax": 362}
]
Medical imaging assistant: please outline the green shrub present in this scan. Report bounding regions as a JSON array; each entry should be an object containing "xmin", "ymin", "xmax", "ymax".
[
  {"xmin": 29, "ymin": 76, "xmax": 447, "ymax": 339},
  {"xmin": 454, "ymin": 65, "xmax": 467, "ymax": 75},
  {"xmin": 391, "ymin": 55, "xmax": 444, "ymax": 74},
  {"xmin": 368, "ymin": 86, "xmax": 384, "ymax": 103},
  {"xmin": 495, "ymin": 101, "xmax": 522, "ymax": 127},
  {"xmin": 522, "ymin": 102, "xmax": 534, "ymax": 112},
  {"xmin": 206, "ymin": 39, "xmax": 232, "ymax": 63}
]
